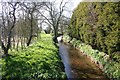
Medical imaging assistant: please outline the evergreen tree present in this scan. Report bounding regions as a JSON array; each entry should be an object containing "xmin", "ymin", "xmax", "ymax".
[{"xmin": 68, "ymin": 2, "xmax": 120, "ymax": 59}]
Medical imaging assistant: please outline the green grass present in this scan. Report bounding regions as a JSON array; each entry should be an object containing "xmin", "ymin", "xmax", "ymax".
[{"xmin": 0, "ymin": 34, "xmax": 66, "ymax": 79}]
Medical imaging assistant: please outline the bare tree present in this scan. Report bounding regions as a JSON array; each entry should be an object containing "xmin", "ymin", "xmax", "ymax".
[
  {"xmin": 59, "ymin": 15, "xmax": 70, "ymax": 34},
  {"xmin": 38, "ymin": 0, "xmax": 68, "ymax": 39},
  {"xmin": 21, "ymin": 2, "xmax": 43, "ymax": 46},
  {"xmin": 0, "ymin": 2, "xmax": 19, "ymax": 57}
]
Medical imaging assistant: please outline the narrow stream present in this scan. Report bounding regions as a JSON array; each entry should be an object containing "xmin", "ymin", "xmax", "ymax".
[
  {"xmin": 59, "ymin": 42, "xmax": 109, "ymax": 80},
  {"xmin": 59, "ymin": 43, "xmax": 73, "ymax": 78}
]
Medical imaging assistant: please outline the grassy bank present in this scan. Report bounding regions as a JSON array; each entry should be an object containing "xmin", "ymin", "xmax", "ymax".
[
  {"xmin": 0, "ymin": 34, "xmax": 66, "ymax": 79},
  {"xmin": 63, "ymin": 35, "xmax": 120, "ymax": 80}
]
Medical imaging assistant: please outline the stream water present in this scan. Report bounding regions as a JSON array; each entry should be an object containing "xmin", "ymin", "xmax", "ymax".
[{"xmin": 59, "ymin": 41, "xmax": 109, "ymax": 80}]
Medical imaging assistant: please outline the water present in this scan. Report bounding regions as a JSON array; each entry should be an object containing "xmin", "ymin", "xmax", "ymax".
[
  {"xmin": 58, "ymin": 37, "xmax": 109, "ymax": 80},
  {"xmin": 59, "ymin": 43, "xmax": 73, "ymax": 78}
]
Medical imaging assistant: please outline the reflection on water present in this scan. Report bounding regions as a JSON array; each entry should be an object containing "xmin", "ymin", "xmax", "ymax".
[
  {"xmin": 59, "ymin": 43, "xmax": 73, "ymax": 78},
  {"xmin": 57, "ymin": 36, "xmax": 73, "ymax": 78},
  {"xmin": 57, "ymin": 36, "xmax": 108, "ymax": 79},
  {"xmin": 58, "ymin": 40, "xmax": 109, "ymax": 80},
  {"xmin": 57, "ymin": 36, "xmax": 63, "ymax": 43}
]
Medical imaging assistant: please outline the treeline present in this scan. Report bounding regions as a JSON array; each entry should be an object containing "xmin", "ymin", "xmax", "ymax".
[{"xmin": 68, "ymin": 2, "xmax": 120, "ymax": 60}]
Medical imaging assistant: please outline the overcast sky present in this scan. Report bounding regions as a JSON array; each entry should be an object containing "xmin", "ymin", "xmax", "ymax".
[
  {"xmin": 57, "ymin": 0, "xmax": 82, "ymax": 17},
  {"xmin": 71, "ymin": 0, "xmax": 82, "ymax": 10},
  {"xmin": 0, "ymin": 0, "xmax": 82, "ymax": 14}
]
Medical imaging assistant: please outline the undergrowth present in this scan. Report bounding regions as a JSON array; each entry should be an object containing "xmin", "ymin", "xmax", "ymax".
[{"xmin": 0, "ymin": 34, "xmax": 66, "ymax": 79}]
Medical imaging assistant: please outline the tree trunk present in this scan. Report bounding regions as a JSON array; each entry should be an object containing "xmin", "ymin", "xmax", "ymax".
[
  {"xmin": 1, "ymin": 41, "xmax": 9, "ymax": 57},
  {"xmin": 16, "ymin": 37, "xmax": 19, "ymax": 51},
  {"xmin": 23, "ymin": 37, "xmax": 26, "ymax": 47},
  {"xmin": 54, "ymin": 28, "xmax": 58, "ymax": 38},
  {"xmin": 27, "ymin": 13, "xmax": 33, "ymax": 46},
  {"xmin": 20, "ymin": 37, "xmax": 23, "ymax": 49},
  {"xmin": 27, "ymin": 35, "xmax": 32, "ymax": 46},
  {"xmin": 12, "ymin": 36, "xmax": 15, "ymax": 49},
  {"xmin": 53, "ymin": 27, "xmax": 58, "ymax": 43},
  {"xmin": 4, "ymin": 48, "xmax": 9, "ymax": 56}
]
